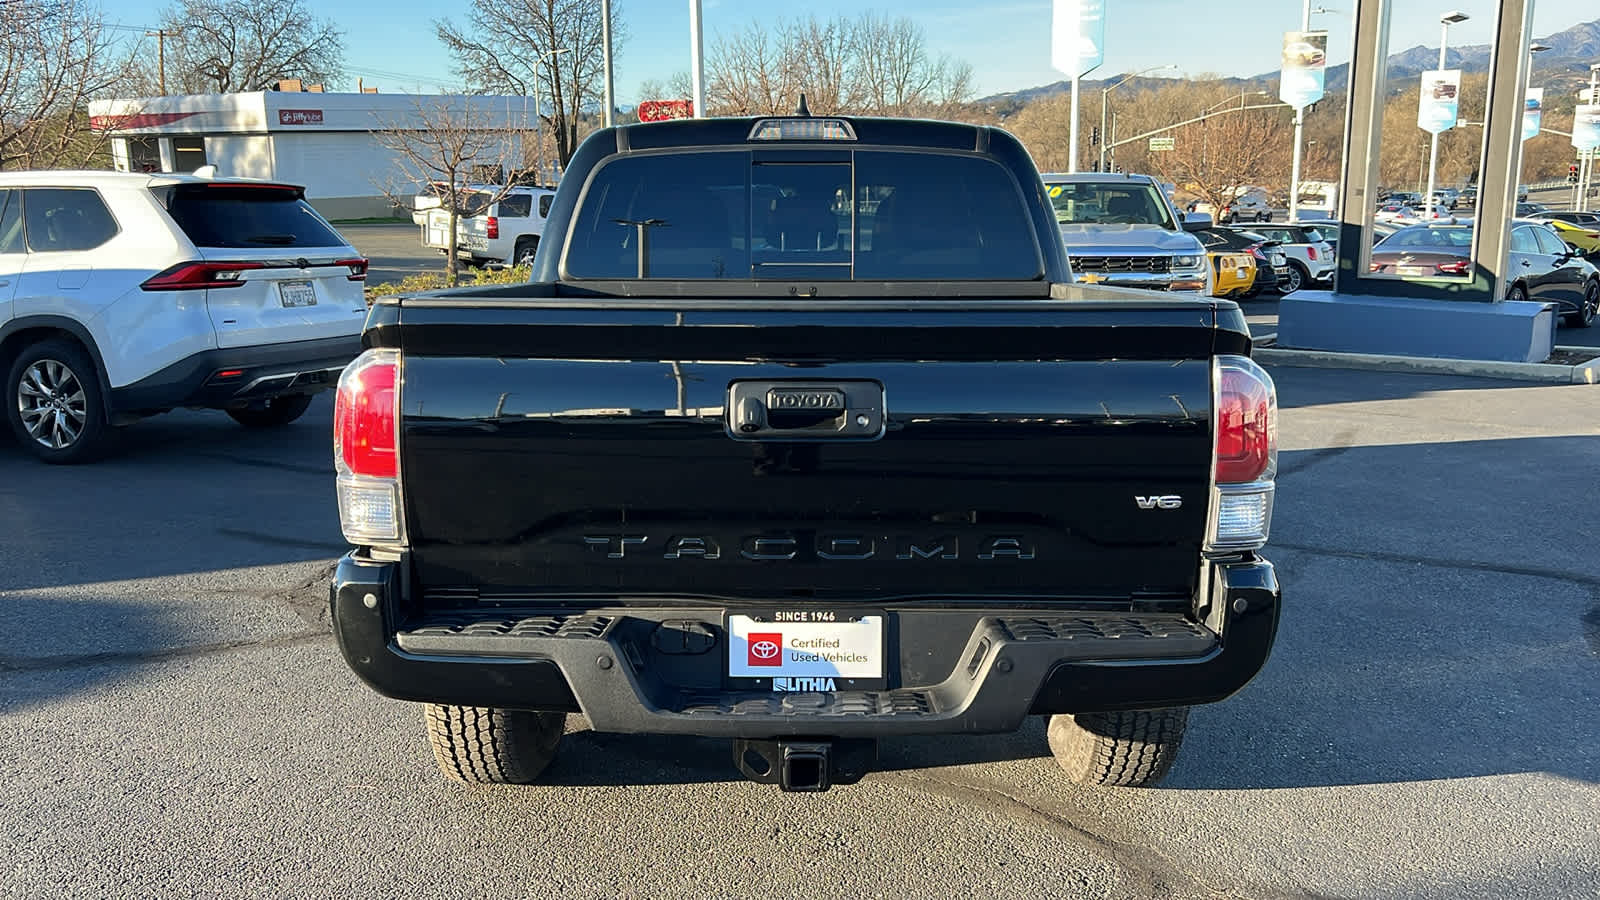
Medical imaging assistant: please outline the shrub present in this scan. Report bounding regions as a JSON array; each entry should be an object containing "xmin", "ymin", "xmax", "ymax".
[{"xmin": 365, "ymin": 265, "xmax": 531, "ymax": 303}]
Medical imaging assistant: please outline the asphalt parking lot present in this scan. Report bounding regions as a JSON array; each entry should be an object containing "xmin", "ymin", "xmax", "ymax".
[
  {"xmin": 2, "ymin": 365, "xmax": 1596, "ymax": 898},
  {"xmin": 341, "ymin": 223, "xmax": 441, "ymax": 286}
]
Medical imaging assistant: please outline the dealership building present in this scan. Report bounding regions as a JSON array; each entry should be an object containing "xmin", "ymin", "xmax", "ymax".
[{"xmin": 88, "ymin": 86, "xmax": 533, "ymax": 219}]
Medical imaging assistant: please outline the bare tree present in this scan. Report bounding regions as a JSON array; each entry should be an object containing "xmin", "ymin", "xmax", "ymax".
[
  {"xmin": 371, "ymin": 98, "xmax": 527, "ymax": 286},
  {"xmin": 0, "ymin": 0, "xmax": 137, "ymax": 170},
  {"xmin": 156, "ymin": 0, "xmax": 345, "ymax": 93},
  {"xmin": 437, "ymin": 0, "xmax": 622, "ymax": 170},
  {"xmin": 702, "ymin": 14, "xmax": 972, "ymax": 118}
]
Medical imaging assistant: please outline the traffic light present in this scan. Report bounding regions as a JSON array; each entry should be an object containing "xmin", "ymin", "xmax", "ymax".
[
  {"xmin": 1573, "ymin": 164, "xmax": 1582, "ymax": 184},
  {"xmin": 1090, "ymin": 126, "xmax": 1100, "ymax": 146}
]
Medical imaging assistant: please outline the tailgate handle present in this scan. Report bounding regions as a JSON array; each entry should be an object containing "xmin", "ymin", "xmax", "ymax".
[{"xmin": 726, "ymin": 380, "xmax": 885, "ymax": 441}]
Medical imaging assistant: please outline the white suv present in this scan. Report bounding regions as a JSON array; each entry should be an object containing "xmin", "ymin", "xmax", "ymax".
[
  {"xmin": 0, "ymin": 171, "xmax": 367, "ymax": 463},
  {"xmin": 423, "ymin": 185, "xmax": 556, "ymax": 267}
]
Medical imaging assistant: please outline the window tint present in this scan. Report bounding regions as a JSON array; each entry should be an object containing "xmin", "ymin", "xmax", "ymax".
[
  {"xmin": 1532, "ymin": 227, "xmax": 1567, "ymax": 256},
  {"xmin": 0, "ymin": 190, "xmax": 23, "ymax": 254},
  {"xmin": 565, "ymin": 150, "xmax": 1040, "ymax": 281},
  {"xmin": 24, "ymin": 188, "xmax": 119, "ymax": 252},
  {"xmin": 459, "ymin": 191, "xmax": 495, "ymax": 218},
  {"xmin": 499, "ymin": 195, "xmax": 532, "ymax": 218},
  {"xmin": 126, "ymin": 137, "xmax": 162, "ymax": 173},
  {"xmin": 1509, "ymin": 226, "xmax": 1538, "ymax": 254},
  {"xmin": 539, "ymin": 194, "xmax": 553, "ymax": 218},
  {"xmin": 163, "ymin": 185, "xmax": 345, "ymax": 248}
]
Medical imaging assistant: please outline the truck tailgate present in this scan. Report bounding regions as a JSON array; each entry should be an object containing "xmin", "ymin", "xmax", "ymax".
[{"xmin": 386, "ymin": 300, "xmax": 1238, "ymax": 604}]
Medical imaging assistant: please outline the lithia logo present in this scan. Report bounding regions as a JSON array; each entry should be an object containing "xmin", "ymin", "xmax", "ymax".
[{"xmin": 773, "ymin": 677, "xmax": 837, "ymax": 691}]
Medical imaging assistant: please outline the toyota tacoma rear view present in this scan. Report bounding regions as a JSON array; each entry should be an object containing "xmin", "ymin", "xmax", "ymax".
[{"xmin": 330, "ymin": 113, "xmax": 1281, "ymax": 792}]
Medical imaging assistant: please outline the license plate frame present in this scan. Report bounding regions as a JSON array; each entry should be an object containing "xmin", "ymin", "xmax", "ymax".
[
  {"xmin": 726, "ymin": 610, "xmax": 887, "ymax": 691},
  {"xmin": 278, "ymin": 280, "xmax": 317, "ymax": 308}
]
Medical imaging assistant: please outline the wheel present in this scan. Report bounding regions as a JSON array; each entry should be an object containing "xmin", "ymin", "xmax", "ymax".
[
  {"xmin": 1279, "ymin": 262, "xmax": 1306, "ymax": 295},
  {"xmin": 513, "ymin": 236, "xmax": 539, "ymax": 266},
  {"xmin": 1570, "ymin": 280, "xmax": 1598, "ymax": 328},
  {"xmin": 1257, "ymin": 212, "xmax": 1270, "ymax": 222},
  {"xmin": 1047, "ymin": 707, "xmax": 1189, "ymax": 787},
  {"xmin": 424, "ymin": 705, "xmax": 566, "ymax": 784},
  {"xmin": 1506, "ymin": 282, "xmax": 1529, "ymax": 304},
  {"xmin": 5, "ymin": 338, "xmax": 116, "ymax": 464},
  {"xmin": 225, "ymin": 394, "xmax": 314, "ymax": 428}
]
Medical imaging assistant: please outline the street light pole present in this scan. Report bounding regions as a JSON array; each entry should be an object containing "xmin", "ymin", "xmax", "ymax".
[
  {"xmin": 1100, "ymin": 64, "xmax": 1177, "ymax": 174},
  {"xmin": 689, "ymin": 0, "xmax": 706, "ymax": 118},
  {"xmin": 1425, "ymin": 12, "xmax": 1468, "ymax": 220},
  {"xmin": 1287, "ymin": 3, "xmax": 1333, "ymax": 222},
  {"xmin": 601, "ymin": 0, "xmax": 614, "ymax": 128},
  {"xmin": 1582, "ymin": 63, "xmax": 1600, "ymax": 212}
]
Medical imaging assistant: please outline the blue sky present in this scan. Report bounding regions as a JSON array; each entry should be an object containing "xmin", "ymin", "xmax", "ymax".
[{"xmin": 101, "ymin": 1, "xmax": 1596, "ymax": 101}]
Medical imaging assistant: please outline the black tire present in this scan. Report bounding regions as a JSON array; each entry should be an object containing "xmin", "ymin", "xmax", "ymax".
[
  {"xmin": 513, "ymin": 236, "xmax": 539, "ymax": 266},
  {"xmin": 4, "ymin": 338, "xmax": 116, "ymax": 464},
  {"xmin": 1569, "ymin": 280, "xmax": 1598, "ymax": 328},
  {"xmin": 225, "ymin": 394, "xmax": 314, "ymax": 428},
  {"xmin": 1506, "ymin": 282, "xmax": 1529, "ymax": 304},
  {"xmin": 1047, "ymin": 707, "xmax": 1189, "ymax": 787},
  {"xmin": 424, "ymin": 705, "xmax": 566, "ymax": 784},
  {"xmin": 1279, "ymin": 262, "xmax": 1306, "ymax": 295}
]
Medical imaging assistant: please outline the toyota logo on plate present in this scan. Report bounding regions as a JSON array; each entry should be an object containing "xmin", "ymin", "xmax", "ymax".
[{"xmin": 747, "ymin": 633, "xmax": 784, "ymax": 667}]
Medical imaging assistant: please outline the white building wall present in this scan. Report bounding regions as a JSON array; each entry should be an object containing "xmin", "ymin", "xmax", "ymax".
[{"xmin": 202, "ymin": 135, "xmax": 275, "ymax": 181}]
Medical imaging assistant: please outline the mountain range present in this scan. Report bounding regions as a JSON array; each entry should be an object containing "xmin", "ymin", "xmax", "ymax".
[{"xmin": 979, "ymin": 17, "xmax": 1600, "ymax": 108}]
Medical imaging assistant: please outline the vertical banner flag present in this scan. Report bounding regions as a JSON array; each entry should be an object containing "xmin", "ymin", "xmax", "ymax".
[
  {"xmin": 1279, "ymin": 31, "xmax": 1329, "ymax": 108},
  {"xmin": 1522, "ymin": 89, "xmax": 1543, "ymax": 142},
  {"xmin": 1574, "ymin": 105, "xmax": 1600, "ymax": 152},
  {"xmin": 1417, "ymin": 70, "xmax": 1462, "ymax": 134},
  {"xmin": 1051, "ymin": 0, "xmax": 1106, "ymax": 75}
]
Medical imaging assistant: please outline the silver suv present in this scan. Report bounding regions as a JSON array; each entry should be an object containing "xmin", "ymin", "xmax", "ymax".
[{"xmin": 1042, "ymin": 173, "xmax": 1211, "ymax": 292}]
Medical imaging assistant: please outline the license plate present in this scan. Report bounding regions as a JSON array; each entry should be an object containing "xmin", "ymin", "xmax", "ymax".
[
  {"xmin": 1396, "ymin": 265, "xmax": 1429, "ymax": 277},
  {"xmin": 279, "ymin": 281, "xmax": 316, "ymax": 307},
  {"xmin": 727, "ymin": 611, "xmax": 885, "ymax": 690}
]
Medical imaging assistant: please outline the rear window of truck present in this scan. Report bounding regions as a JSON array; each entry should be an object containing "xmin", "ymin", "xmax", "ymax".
[
  {"xmin": 563, "ymin": 150, "xmax": 1042, "ymax": 281},
  {"xmin": 163, "ymin": 184, "xmax": 344, "ymax": 248}
]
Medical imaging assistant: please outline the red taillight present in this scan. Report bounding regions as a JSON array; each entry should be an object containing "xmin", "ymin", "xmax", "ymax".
[
  {"xmin": 335, "ymin": 353, "xmax": 398, "ymax": 479},
  {"xmin": 336, "ymin": 257, "xmax": 369, "ymax": 281},
  {"xmin": 1434, "ymin": 259, "xmax": 1471, "ymax": 275},
  {"xmin": 1307, "ymin": 246, "xmax": 1319, "ymax": 260},
  {"xmin": 1216, "ymin": 359, "xmax": 1276, "ymax": 484},
  {"xmin": 486, "ymin": 216, "xmax": 499, "ymax": 240},
  {"xmin": 141, "ymin": 261, "xmax": 264, "ymax": 291}
]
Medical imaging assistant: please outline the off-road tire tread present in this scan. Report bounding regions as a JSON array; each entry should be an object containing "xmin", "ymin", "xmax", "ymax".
[
  {"xmin": 1047, "ymin": 707, "xmax": 1188, "ymax": 788},
  {"xmin": 424, "ymin": 704, "xmax": 564, "ymax": 784}
]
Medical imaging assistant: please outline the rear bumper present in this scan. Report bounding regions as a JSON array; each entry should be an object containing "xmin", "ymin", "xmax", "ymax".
[
  {"xmin": 331, "ymin": 555, "xmax": 1280, "ymax": 737},
  {"xmin": 109, "ymin": 335, "xmax": 361, "ymax": 413}
]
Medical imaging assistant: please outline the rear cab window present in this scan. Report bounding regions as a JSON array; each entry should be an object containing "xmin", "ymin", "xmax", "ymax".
[
  {"xmin": 160, "ymin": 184, "xmax": 345, "ymax": 248},
  {"xmin": 563, "ymin": 150, "xmax": 1042, "ymax": 281}
]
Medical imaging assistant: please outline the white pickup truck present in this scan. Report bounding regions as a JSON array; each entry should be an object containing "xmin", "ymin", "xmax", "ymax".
[{"xmin": 420, "ymin": 185, "xmax": 557, "ymax": 267}]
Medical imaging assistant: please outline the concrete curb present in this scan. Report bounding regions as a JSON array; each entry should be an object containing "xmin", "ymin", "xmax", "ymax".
[{"xmin": 1251, "ymin": 341, "xmax": 1600, "ymax": 384}]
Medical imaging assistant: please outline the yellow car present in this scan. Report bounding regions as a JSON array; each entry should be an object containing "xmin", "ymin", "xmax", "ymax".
[
  {"xmin": 1537, "ymin": 215, "xmax": 1600, "ymax": 256},
  {"xmin": 1208, "ymin": 251, "xmax": 1258, "ymax": 298}
]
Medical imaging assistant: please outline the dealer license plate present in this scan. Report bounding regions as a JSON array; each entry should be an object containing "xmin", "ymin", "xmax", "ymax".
[
  {"xmin": 279, "ymin": 281, "xmax": 316, "ymax": 308},
  {"xmin": 727, "ymin": 611, "xmax": 885, "ymax": 690},
  {"xmin": 1396, "ymin": 265, "xmax": 1429, "ymax": 277}
]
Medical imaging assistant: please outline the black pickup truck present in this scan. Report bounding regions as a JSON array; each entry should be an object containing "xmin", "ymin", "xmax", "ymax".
[{"xmin": 330, "ymin": 114, "xmax": 1281, "ymax": 792}]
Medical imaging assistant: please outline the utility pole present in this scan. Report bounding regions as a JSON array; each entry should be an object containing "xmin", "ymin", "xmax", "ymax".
[
  {"xmin": 601, "ymin": 0, "xmax": 615, "ymax": 127},
  {"xmin": 146, "ymin": 29, "xmax": 180, "ymax": 95},
  {"xmin": 689, "ymin": 0, "xmax": 705, "ymax": 118}
]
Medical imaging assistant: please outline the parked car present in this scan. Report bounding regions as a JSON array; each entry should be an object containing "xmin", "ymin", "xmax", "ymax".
[
  {"xmin": 1524, "ymin": 211, "xmax": 1600, "ymax": 257},
  {"xmin": 1194, "ymin": 227, "xmax": 1289, "ymax": 297},
  {"xmin": 1374, "ymin": 202, "xmax": 1418, "ymax": 223},
  {"xmin": 1370, "ymin": 221, "xmax": 1600, "ymax": 326},
  {"xmin": 1219, "ymin": 195, "xmax": 1273, "ymax": 224},
  {"xmin": 1043, "ymin": 172, "xmax": 1212, "ymax": 292},
  {"xmin": 1451, "ymin": 186, "xmax": 1476, "ymax": 210},
  {"xmin": 1238, "ymin": 223, "xmax": 1336, "ymax": 290},
  {"xmin": 334, "ymin": 114, "xmax": 1283, "ymax": 793},
  {"xmin": 457, "ymin": 186, "xmax": 556, "ymax": 267},
  {"xmin": 0, "ymin": 171, "xmax": 365, "ymax": 462},
  {"xmin": 1515, "ymin": 202, "xmax": 1548, "ymax": 218},
  {"xmin": 1203, "ymin": 244, "xmax": 1259, "ymax": 299}
]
